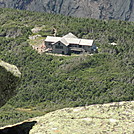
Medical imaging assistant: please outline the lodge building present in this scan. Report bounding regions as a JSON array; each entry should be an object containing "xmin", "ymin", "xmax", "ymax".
[{"xmin": 45, "ymin": 33, "xmax": 97, "ymax": 55}]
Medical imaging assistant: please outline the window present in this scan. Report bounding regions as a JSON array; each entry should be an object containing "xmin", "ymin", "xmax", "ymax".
[
  {"xmin": 47, "ymin": 42, "xmax": 52, "ymax": 46},
  {"xmin": 55, "ymin": 44, "xmax": 63, "ymax": 49},
  {"xmin": 70, "ymin": 44, "xmax": 78, "ymax": 47}
]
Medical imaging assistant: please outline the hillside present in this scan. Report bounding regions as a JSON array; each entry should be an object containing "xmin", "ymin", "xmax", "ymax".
[
  {"xmin": 0, "ymin": 8, "xmax": 134, "ymax": 126},
  {"xmin": 0, "ymin": 101, "xmax": 134, "ymax": 134},
  {"xmin": 0, "ymin": 0, "xmax": 134, "ymax": 21}
]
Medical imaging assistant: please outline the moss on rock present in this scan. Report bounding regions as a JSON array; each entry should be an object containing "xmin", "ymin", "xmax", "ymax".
[
  {"xmin": 0, "ymin": 101, "xmax": 133, "ymax": 134},
  {"xmin": 30, "ymin": 101, "xmax": 134, "ymax": 134}
]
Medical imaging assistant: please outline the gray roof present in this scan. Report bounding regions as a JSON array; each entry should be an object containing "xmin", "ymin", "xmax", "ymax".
[
  {"xmin": 59, "ymin": 38, "xmax": 69, "ymax": 46},
  {"xmin": 45, "ymin": 33, "xmax": 93, "ymax": 46},
  {"xmin": 45, "ymin": 36, "xmax": 61, "ymax": 42},
  {"xmin": 79, "ymin": 39, "xmax": 93, "ymax": 46},
  {"xmin": 62, "ymin": 33, "xmax": 78, "ymax": 39},
  {"xmin": 65, "ymin": 38, "xmax": 80, "ymax": 45}
]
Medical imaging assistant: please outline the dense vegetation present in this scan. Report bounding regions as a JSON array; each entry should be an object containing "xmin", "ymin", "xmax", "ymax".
[{"xmin": 0, "ymin": 8, "xmax": 134, "ymax": 126}]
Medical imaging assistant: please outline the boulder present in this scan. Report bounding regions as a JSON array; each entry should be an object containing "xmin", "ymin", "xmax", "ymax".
[
  {"xmin": 0, "ymin": 101, "xmax": 133, "ymax": 134},
  {"xmin": 30, "ymin": 101, "xmax": 134, "ymax": 134},
  {"xmin": 0, "ymin": 60, "xmax": 21, "ymax": 107}
]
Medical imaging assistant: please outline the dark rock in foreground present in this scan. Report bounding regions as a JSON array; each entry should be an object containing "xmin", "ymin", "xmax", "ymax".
[
  {"xmin": 0, "ymin": 121, "xmax": 37, "ymax": 134},
  {"xmin": 0, "ymin": 60, "xmax": 21, "ymax": 107}
]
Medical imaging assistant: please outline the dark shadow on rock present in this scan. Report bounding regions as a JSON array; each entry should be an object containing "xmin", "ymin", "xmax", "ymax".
[
  {"xmin": 0, "ymin": 61, "xmax": 21, "ymax": 107},
  {"xmin": 0, "ymin": 121, "xmax": 37, "ymax": 134}
]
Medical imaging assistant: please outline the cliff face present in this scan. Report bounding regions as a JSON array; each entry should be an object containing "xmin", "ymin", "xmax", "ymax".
[
  {"xmin": 0, "ymin": 0, "xmax": 134, "ymax": 21},
  {"xmin": 0, "ymin": 60, "xmax": 21, "ymax": 107}
]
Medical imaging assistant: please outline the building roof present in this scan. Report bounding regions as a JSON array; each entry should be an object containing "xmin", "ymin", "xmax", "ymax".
[
  {"xmin": 62, "ymin": 33, "xmax": 78, "ymax": 39},
  {"xmin": 59, "ymin": 38, "xmax": 69, "ymax": 46},
  {"xmin": 79, "ymin": 39, "xmax": 93, "ymax": 46},
  {"xmin": 45, "ymin": 33, "xmax": 93, "ymax": 46},
  {"xmin": 45, "ymin": 36, "xmax": 61, "ymax": 43},
  {"xmin": 65, "ymin": 38, "xmax": 80, "ymax": 45}
]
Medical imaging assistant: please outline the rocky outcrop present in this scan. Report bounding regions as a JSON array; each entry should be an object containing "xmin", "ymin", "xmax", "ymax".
[
  {"xmin": 0, "ymin": 60, "xmax": 21, "ymax": 107},
  {"xmin": 0, "ymin": 0, "xmax": 134, "ymax": 21},
  {"xmin": 1, "ymin": 101, "xmax": 133, "ymax": 134},
  {"xmin": 29, "ymin": 101, "xmax": 134, "ymax": 134}
]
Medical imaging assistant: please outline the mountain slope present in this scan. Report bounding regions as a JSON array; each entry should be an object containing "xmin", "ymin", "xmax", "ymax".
[
  {"xmin": 0, "ymin": 8, "xmax": 134, "ymax": 126},
  {"xmin": 0, "ymin": 0, "xmax": 134, "ymax": 21}
]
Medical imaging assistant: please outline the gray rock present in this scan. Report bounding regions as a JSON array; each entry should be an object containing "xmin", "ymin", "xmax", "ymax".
[
  {"xmin": 0, "ymin": 0, "xmax": 134, "ymax": 21},
  {"xmin": 29, "ymin": 101, "xmax": 134, "ymax": 134},
  {"xmin": 0, "ymin": 101, "xmax": 133, "ymax": 134},
  {"xmin": 0, "ymin": 60, "xmax": 21, "ymax": 107}
]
